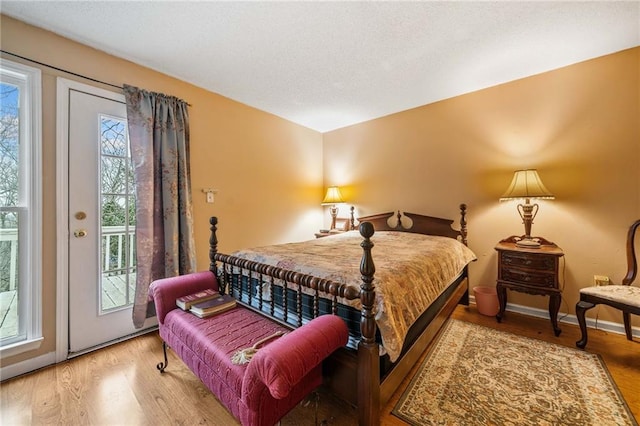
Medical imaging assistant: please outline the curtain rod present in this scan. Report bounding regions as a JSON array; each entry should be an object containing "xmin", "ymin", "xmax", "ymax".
[{"xmin": 0, "ymin": 49, "xmax": 191, "ymax": 106}]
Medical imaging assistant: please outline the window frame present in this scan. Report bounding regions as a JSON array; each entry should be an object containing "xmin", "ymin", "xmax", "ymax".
[{"xmin": 0, "ymin": 59, "xmax": 43, "ymax": 358}]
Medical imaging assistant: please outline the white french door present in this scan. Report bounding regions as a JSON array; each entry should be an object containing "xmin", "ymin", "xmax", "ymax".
[{"xmin": 59, "ymin": 79, "xmax": 155, "ymax": 356}]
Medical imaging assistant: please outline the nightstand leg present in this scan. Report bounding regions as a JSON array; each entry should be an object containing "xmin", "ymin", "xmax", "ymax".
[
  {"xmin": 496, "ymin": 284, "xmax": 507, "ymax": 323},
  {"xmin": 549, "ymin": 294, "xmax": 561, "ymax": 336}
]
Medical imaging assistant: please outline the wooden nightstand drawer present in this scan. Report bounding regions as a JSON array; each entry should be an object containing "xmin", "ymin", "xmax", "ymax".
[
  {"xmin": 500, "ymin": 251, "xmax": 556, "ymax": 271},
  {"xmin": 501, "ymin": 267, "xmax": 557, "ymax": 288}
]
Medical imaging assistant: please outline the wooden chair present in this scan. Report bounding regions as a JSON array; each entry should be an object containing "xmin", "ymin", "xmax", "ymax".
[{"xmin": 576, "ymin": 219, "xmax": 640, "ymax": 349}]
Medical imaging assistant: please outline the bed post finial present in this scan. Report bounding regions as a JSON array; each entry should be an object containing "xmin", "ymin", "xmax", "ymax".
[
  {"xmin": 209, "ymin": 217, "xmax": 219, "ymax": 275},
  {"xmin": 459, "ymin": 203, "xmax": 468, "ymax": 246},
  {"xmin": 357, "ymin": 221, "xmax": 380, "ymax": 426}
]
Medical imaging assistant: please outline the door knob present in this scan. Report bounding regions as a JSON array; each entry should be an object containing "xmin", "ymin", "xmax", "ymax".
[{"xmin": 74, "ymin": 229, "xmax": 88, "ymax": 238}]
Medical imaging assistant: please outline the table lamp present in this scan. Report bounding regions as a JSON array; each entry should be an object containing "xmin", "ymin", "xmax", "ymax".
[
  {"xmin": 321, "ymin": 186, "xmax": 344, "ymax": 230},
  {"xmin": 500, "ymin": 169, "xmax": 554, "ymax": 248}
]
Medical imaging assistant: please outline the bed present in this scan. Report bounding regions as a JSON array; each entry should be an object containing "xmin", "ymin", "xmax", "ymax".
[{"xmin": 208, "ymin": 204, "xmax": 475, "ymax": 425}]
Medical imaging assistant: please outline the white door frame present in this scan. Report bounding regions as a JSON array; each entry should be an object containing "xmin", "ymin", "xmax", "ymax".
[{"xmin": 55, "ymin": 78, "xmax": 130, "ymax": 362}]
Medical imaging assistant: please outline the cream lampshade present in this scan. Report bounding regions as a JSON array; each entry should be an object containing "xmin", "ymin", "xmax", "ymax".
[
  {"xmin": 321, "ymin": 186, "xmax": 344, "ymax": 230},
  {"xmin": 500, "ymin": 169, "xmax": 554, "ymax": 248}
]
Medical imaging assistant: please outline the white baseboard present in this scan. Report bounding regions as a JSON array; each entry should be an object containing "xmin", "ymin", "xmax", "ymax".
[
  {"xmin": 469, "ymin": 296, "xmax": 639, "ymax": 339},
  {"xmin": 0, "ymin": 351, "xmax": 57, "ymax": 382}
]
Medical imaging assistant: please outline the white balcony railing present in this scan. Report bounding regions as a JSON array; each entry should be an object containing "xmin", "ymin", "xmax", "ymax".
[
  {"xmin": 101, "ymin": 225, "xmax": 136, "ymax": 275},
  {"xmin": 0, "ymin": 228, "xmax": 18, "ymax": 291},
  {"xmin": 100, "ymin": 226, "xmax": 137, "ymax": 310},
  {"xmin": 1, "ymin": 226, "xmax": 137, "ymax": 334},
  {"xmin": 0, "ymin": 226, "xmax": 135, "ymax": 292}
]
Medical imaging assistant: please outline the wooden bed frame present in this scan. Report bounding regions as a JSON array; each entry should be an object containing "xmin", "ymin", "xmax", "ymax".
[{"xmin": 208, "ymin": 204, "xmax": 469, "ymax": 425}]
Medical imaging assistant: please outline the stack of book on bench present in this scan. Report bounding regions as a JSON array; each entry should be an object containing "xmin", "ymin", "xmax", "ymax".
[
  {"xmin": 176, "ymin": 288, "xmax": 219, "ymax": 310},
  {"xmin": 190, "ymin": 294, "xmax": 236, "ymax": 318},
  {"xmin": 176, "ymin": 289, "xmax": 236, "ymax": 318}
]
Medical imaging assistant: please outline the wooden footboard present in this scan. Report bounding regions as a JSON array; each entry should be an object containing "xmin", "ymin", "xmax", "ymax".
[
  {"xmin": 208, "ymin": 204, "xmax": 470, "ymax": 426},
  {"xmin": 321, "ymin": 274, "xmax": 468, "ymax": 410}
]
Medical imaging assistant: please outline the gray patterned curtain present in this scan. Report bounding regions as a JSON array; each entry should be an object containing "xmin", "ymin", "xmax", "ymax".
[{"xmin": 124, "ymin": 84, "xmax": 196, "ymax": 328}]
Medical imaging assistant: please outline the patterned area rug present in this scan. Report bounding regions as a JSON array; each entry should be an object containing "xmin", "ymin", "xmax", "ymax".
[{"xmin": 393, "ymin": 319, "xmax": 637, "ymax": 426}]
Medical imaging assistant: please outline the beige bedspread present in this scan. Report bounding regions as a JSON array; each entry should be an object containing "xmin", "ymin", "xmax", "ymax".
[{"xmin": 231, "ymin": 231, "xmax": 476, "ymax": 362}]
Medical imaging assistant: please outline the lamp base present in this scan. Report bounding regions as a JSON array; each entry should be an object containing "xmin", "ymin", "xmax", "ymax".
[{"xmin": 515, "ymin": 238, "xmax": 541, "ymax": 248}]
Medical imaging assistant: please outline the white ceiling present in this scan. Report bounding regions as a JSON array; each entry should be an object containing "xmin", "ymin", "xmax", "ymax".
[{"xmin": 2, "ymin": 1, "xmax": 639, "ymax": 132}]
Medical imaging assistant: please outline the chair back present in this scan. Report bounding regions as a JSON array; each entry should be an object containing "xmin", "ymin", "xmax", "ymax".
[{"xmin": 622, "ymin": 219, "xmax": 640, "ymax": 286}]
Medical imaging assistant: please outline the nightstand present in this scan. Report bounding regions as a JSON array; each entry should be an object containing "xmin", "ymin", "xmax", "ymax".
[{"xmin": 495, "ymin": 236, "xmax": 564, "ymax": 336}]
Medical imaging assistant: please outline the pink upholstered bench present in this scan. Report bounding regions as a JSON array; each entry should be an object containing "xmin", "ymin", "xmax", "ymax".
[{"xmin": 150, "ymin": 271, "xmax": 348, "ymax": 426}]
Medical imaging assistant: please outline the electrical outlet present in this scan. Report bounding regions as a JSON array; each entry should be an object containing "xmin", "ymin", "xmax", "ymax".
[{"xmin": 593, "ymin": 275, "xmax": 610, "ymax": 286}]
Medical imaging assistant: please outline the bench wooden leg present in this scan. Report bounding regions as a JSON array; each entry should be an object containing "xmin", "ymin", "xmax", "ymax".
[
  {"xmin": 576, "ymin": 300, "xmax": 595, "ymax": 349},
  {"xmin": 157, "ymin": 341, "xmax": 169, "ymax": 373}
]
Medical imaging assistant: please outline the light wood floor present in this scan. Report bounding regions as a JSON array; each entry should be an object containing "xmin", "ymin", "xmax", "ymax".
[{"xmin": 1, "ymin": 305, "xmax": 638, "ymax": 425}]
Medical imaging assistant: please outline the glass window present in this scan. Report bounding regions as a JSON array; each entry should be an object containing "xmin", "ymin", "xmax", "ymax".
[{"xmin": 0, "ymin": 59, "xmax": 42, "ymax": 357}]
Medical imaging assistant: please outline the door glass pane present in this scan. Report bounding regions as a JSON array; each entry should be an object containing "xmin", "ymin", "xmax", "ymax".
[
  {"xmin": 100, "ymin": 118, "xmax": 128, "ymax": 157},
  {"xmin": 99, "ymin": 115, "xmax": 135, "ymax": 312},
  {"xmin": 102, "ymin": 194, "xmax": 127, "ymax": 227},
  {"xmin": 101, "ymin": 157, "xmax": 128, "ymax": 195}
]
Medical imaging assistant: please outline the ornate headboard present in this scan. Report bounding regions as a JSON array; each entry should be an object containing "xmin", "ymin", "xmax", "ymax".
[{"xmin": 357, "ymin": 203, "xmax": 468, "ymax": 245}]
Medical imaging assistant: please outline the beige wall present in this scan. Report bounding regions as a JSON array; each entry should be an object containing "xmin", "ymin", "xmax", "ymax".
[
  {"xmin": 324, "ymin": 47, "xmax": 640, "ymax": 327},
  {"xmin": 0, "ymin": 15, "xmax": 323, "ymax": 367}
]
